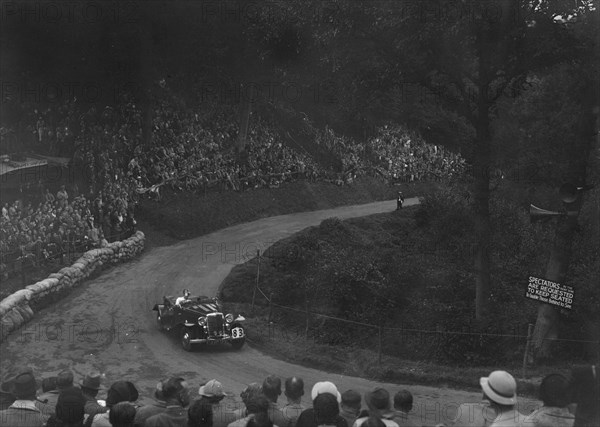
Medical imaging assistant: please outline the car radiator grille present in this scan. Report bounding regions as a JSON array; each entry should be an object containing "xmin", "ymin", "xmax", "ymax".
[{"xmin": 207, "ymin": 314, "xmax": 224, "ymax": 335}]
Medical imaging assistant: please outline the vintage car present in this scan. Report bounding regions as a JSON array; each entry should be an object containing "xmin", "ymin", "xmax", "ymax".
[{"xmin": 153, "ymin": 294, "xmax": 245, "ymax": 351}]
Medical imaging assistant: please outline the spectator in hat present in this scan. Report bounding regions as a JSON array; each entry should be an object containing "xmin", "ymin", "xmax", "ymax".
[
  {"xmin": 568, "ymin": 365, "xmax": 599, "ymax": 427},
  {"xmin": 339, "ymin": 390, "xmax": 361, "ymax": 427},
  {"xmin": 40, "ymin": 370, "xmax": 75, "ymax": 414},
  {"xmin": 521, "ymin": 374, "xmax": 574, "ymax": 427},
  {"xmin": 449, "ymin": 370, "xmax": 522, "ymax": 427},
  {"xmin": 228, "ymin": 394, "xmax": 271, "ymax": 427},
  {"xmin": 296, "ymin": 382, "xmax": 347, "ymax": 427},
  {"xmin": 280, "ymin": 377, "xmax": 306, "ymax": 427},
  {"xmin": 353, "ymin": 388, "xmax": 398, "ymax": 427},
  {"xmin": 46, "ymin": 387, "xmax": 86, "ymax": 427},
  {"xmin": 199, "ymin": 380, "xmax": 227, "ymax": 405},
  {"xmin": 108, "ymin": 402, "xmax": 136, "ymax": 427},
  {"xmin": 80, "ymin": 372, "xmax": 107, "ymax": 417},
  {"xmin": 198, "ymin": 379, "xmax": 236, "ymax": 427},
  {"xmin": 232, "ymin": 383, "xmax": 263, "ymax": 420},
  {"xmin": 1, "ymin": 366, "xmax": 53, "ymax": 420},
  {"xmin": 480, "ymin": 371, "xmax": 522, "ymax": 427},
  {"xmin": 312, "ymin": 383, "xmax": 341, "ymax": 404},
  {"xmin": 145, "ymin": 377, "xmax": 190, "ymax": 427},
  {"xmin": 0, "ymin": 370, "xmax": 46, "ymax": 427},
  {"xmin": 91, "ymin": 381, "xmax": 138, "ymax": 427},
  {"xmin": 189, "ymin": 399, "xmax": 214, "ymax": 427},
  {"xmin": 390, "ymin": 391, "xmax": 416, "ymax": 427},
  {"xmin": 133, "ymin": 379, "xmax": 168, "ymax": 427}
]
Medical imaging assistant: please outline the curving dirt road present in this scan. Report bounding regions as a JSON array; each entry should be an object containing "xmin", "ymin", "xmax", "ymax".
[{"xmin": 0, "ymin": 198, "xmax": 538, "ymax": 426}]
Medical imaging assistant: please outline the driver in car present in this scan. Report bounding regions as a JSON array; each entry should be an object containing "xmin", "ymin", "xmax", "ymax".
[{"xmin": 175, "ymin": 289, "xmax": 192, "ymax": 307}]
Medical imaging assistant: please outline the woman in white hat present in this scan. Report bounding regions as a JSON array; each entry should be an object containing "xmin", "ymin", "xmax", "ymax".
[
  {"xmin": 479, "ymin": 370, "xmax": 523, "ymax": 427},
  {"xmin": 445, "ymin": 370, "xmax": 523, "ymax": 427}
]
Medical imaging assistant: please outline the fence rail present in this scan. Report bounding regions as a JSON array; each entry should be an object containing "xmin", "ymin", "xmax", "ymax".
[{"xmin": 248, "ymin": 251, "xmax": 600, "ymax": 375}]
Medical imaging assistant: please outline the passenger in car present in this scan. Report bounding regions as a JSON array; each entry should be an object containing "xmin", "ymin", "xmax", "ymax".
[{"xmin": 176, "ymin": 289, "xmax": 192, "ymax": 307}]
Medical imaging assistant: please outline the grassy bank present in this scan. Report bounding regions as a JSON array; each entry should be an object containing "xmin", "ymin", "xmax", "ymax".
[
  {"xmin": 221, "ymin": 302, "xmax": 548, "ymax": 397},
  {"xmin": 138, "ymin": 177, "xmax": 435, "ymax": 240},
  {"xmin": 217, "ymin": 197, "xmax": 576, "ymax": 394}
]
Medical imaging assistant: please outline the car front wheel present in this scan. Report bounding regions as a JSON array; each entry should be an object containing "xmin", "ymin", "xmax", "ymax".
[
  {"xmin": 231, "ymin": 338, "xmax": 245, "ymax": 350},
  {"xmin": 181, "ymin": 327, "xmax": 192, "ymax": 351}
]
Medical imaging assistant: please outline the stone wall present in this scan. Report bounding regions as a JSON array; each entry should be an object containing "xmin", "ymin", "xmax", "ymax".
[{"xmin": 0, "ymin": 231, "xmax": 145, "ymax": 342}]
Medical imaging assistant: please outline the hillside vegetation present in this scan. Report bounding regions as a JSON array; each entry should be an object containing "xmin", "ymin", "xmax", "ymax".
[{"xmin": 221, "ymin": 183, "xmax": 599, "ymax": 366}]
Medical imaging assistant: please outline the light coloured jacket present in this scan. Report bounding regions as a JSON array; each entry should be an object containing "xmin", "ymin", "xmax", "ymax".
[
  {"xmin": 451, "ymin": 403, "xmax": 522, "ymax": 427},
  {"xmin": 520, "ymin": 407, "xmax": 575, "ymax": 427}
]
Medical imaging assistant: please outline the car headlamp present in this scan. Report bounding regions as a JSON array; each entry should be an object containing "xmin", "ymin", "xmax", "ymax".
[
  {"xmin": 198, "ymin": 317, "xmax": 206, "ymax": 326},
  {"xmin": 225, "ymin": 313, "xmax": 234, "ymax": 323}
]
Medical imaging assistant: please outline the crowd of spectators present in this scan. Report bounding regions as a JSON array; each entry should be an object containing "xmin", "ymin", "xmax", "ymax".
[
  {"xmin": 367, "ymin": 125, "xmax": 466, "ymax": 184},
  {"xmin": 1, "ymin": 95, "xmax": 467, "ymax": 279},
  {"xmin": 4, "ymin": 94, "xmax": 468, "ymax": 209},
  {"xmin": 0, "ymin": 100, "xmax": 80, "ymax": 156},
  {"xmin": 0, "ymin": 183, "xmax": 136, "ymax": 279},
  {"xmin": 312, "ymin": 126, "xmax": 368, "ymax": 184},
  {"xmin": 132, "ymin": 102, "xmax": 324, "ymax": 193},
  {"xmin": 0, "ymin": 366, "xmax": 597, "ymax": 427}
]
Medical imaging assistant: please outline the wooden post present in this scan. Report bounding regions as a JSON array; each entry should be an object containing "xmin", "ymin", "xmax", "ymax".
[
  {"xmin": 251, "ymin": 250, "xmax": 260, "ymax": 314},
  {"xmin": 305, "ymin": 287, "xmax": 309, "ymax": 341},
  {"xmin": 378, "ymin": 323, "xmax": 383, "ymax": 365},
  {"xmin": 522, "ymin": 323, "xmax": 534, "ymax": 379},
  {"xmin": 267, "ymin": 292, "xmax": 274, "ymax": 340},
  {"xmin": 268, "ymin": 292, "xmax": 274, "ymax": 324}
]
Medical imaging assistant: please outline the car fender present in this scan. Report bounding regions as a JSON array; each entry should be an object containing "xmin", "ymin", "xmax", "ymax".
[
  {"xmin": 230, "ymin": 321, "xmax": 245, "ymax": 330},
  {"xmin": 235, "ymin": 315, "xmax": 245, "ymax": 322}
]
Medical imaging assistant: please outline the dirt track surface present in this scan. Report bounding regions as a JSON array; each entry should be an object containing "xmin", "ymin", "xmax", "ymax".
[{"xmin": 0, "ymin": 198, "xmax": 538, "ymax": 425}]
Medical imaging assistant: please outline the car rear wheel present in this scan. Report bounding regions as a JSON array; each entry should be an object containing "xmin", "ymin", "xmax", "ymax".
[{"xmin": 181, "ymin": 327, "xmax": 192, "ymax": 351}]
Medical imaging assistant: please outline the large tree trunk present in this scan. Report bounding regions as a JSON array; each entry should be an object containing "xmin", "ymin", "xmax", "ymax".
[
  {"xmin": 472, "ymin": 22, "xmax": 494, "ymax": 324},
  {"xmin": 530, "ymin": 211, "xmax": 580, "ymax": 360},
  {"xmin": 531, "ymin": 74, "xmax": 595, "ymax": 361},
  {"xmin": 473, "ymin": 97, "xmax": 492, "ymax": 324},
  {"xmin": 472, "ymin": 0, "xmax": 517, "ymax": 324}
]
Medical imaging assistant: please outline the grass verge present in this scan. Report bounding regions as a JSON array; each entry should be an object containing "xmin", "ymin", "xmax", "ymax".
[
  {"xmin": 138, "ymin": 177, "xmax": 436, "ymax": 240},
  {"xmin": 223, "ymin": 302, "xmax": 548, "ymax": 397}
]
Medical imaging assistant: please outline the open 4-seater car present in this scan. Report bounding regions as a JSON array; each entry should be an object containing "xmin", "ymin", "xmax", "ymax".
[{"xmin": 153, "ymin": 294, "xmax": 245, "ymax": 351}]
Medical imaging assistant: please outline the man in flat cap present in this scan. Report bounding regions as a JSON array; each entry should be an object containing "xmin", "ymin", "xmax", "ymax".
[
  {"xmin": 80, "ymin": 371, "xmax": 107, "ymax": 417},
  {"xmin": 0, "ymin": 370, "xmax": 46, "ymax": 427},
  {"xmin": 39, "ymin": 369, "xmax": 75, "ymax": 415}
]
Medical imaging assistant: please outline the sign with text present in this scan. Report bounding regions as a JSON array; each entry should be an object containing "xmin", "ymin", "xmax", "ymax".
[{"xmin": 525, "ymin": 276, "xmax": 574, "ymax": 310}]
